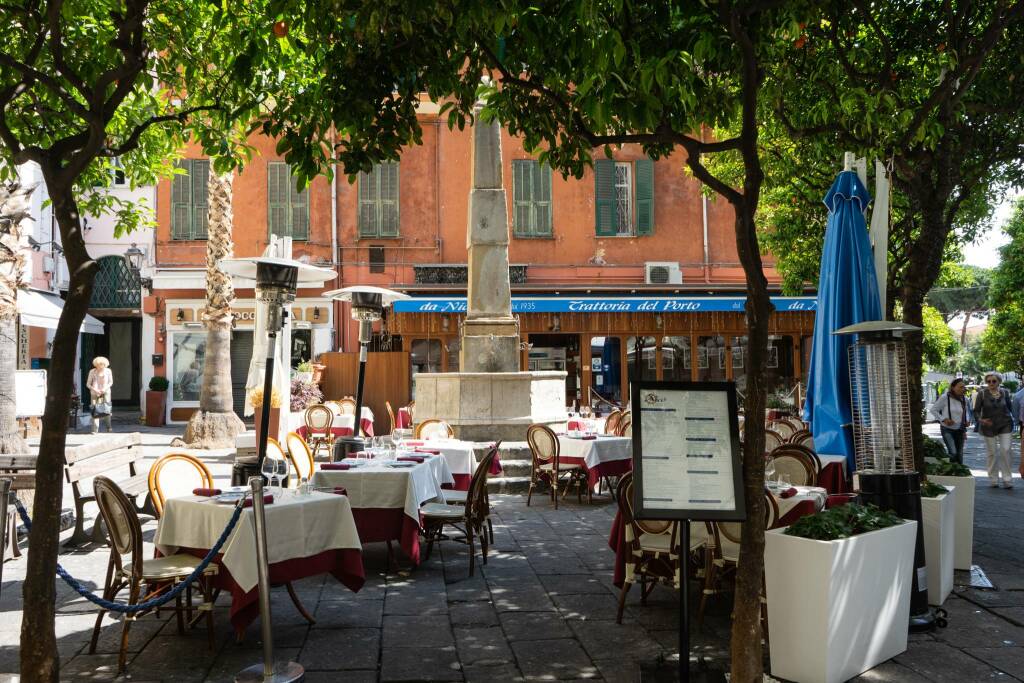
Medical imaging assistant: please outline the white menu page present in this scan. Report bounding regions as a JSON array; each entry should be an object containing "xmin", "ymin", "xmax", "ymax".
[{"xmin": 638, "ymin": 388, "xmax": 737, "ymax": 513}]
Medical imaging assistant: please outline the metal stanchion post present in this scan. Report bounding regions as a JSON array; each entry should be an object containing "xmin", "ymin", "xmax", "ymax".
[{"xmin": 235, "ymin": 477, "xmax": 304, "ymax": 683}]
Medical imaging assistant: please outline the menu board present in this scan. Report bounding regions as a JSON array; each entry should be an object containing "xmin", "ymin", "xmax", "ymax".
[{"xmin": 631, "ymin": 381, "xmax": 746, "ymax": 522}]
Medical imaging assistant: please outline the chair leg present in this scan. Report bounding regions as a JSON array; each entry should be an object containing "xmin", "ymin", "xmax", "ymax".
[
  {"xmin": 640, "ymin": 578, "xmax": 648, "ymax": 606},
  {"xmin": 527, "ymin": 474, "xmax": 535, "ymax": 507},
  {"xmin": 118, "ymin": 583, "xmax": 140, "ymax": 673},
  {"xmin": 698, "ymin": 562, "xmax": 716, "ymax": 629},
  {"xmin": 424, "ymin": 523, "xmax": 437, "ymax": 560},
  {"xmin": 467, "ymin": 525, "xmax": 476, "ymax": 577},
  {"xmin": 480, "ymin": 523, "xmax": 489, "ymax": 565},
  {"xmin": 285, "ymin": 582, "xmax": 316, "ymax": 624},
  {"xmin": 89, "ymin": 557, "xmax": 117, "ymax": 654},
  {"xmin": 175, "ymin": 588, "xmax": 185, "ymax": 635},
  {"xmin": 199, "ymin": 576, "xmax": 216, "ymax": 651},
  {"xmin": 616, "ymin": 581, "xmax": 632, "ymax": 624},
  {"xmin": 487, "ymin": 517, "xmax": 494, "ymax": 544}
]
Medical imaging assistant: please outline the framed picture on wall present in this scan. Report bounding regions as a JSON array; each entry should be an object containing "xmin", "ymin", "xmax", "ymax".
[
  {"xmin": 767, "ymin": 345, "xmax": 779, "ymax": 369},
  {"xmin": 697, "ymin": 347, "xmax": 709, "ymax": 370},
  {"xmin": 648, "ymin": 354, "xmax": 657, "ymax": 371},
  {"xmin": 682, "ymin": 348, "xmax": 690, "ymax": 370},
  {"xmin": 591, "ymin": 357, "xmax": 603, "ymax": 372},
  {"xmin": 718, "ymin": 348, "xmax": 728, "ymax": 370},
  {"xmin": 732, "ymin": 347, "xmax": 744, "ymax": 370},
  {"xmin": 663, "ymin": 352, "xmax": 674, "ymax": 371}
]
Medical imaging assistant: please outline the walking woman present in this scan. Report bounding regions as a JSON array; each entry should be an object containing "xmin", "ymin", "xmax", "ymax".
[
  {"xmin": 974, "ymin": 371, "xmax": 1015, "ymax": 488},
  {"xmin": 86, "ymin": 356, "xmax": 113, "ymax": 434},
  {"xmin": 929, "ymin": 378, "xmax": 971, "ymax": 464}
]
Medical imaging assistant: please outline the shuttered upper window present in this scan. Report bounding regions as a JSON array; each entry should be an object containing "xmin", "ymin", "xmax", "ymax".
[
  {"xmin": 594, "ymin": 158, "xmax": 654, "ymax": 237},
  {"xmin": 170, "ymin": 159, "xmax": 209, "ymax": 240},
  {"xmin": 267, "ymin": 162, "xmax": 309, "ymax": 241},
  {"xmin": 358, "ymin": 162, "xmax": 400, "ymax": 238},
  {"xmin": 512, "ymin": 160, "xmax": 553, "ymax": 237}
]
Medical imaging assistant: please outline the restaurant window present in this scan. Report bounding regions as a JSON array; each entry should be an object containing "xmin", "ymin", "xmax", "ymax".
[
  {"xmin": 766, "ymin": 335, "xmax": 796, "ymax": 402},
  {"xmin": 410, "ymin": 339, "xmax": 442, "ymax": 375},
  {"xmin": 594, "ymin": 158, "xmax": 654, "ymax": 236},
  {"xmin": 358, "ymin": 162, "xmax": 400, "ymax": 238},
  {"xmin": 268, "ymin": 162, "xmax": 309, "ymax": 241},
  {"xmin": 661, "ymin": 335, "xmax": 692, "ymax": 382},
  {"xmin": 591, "ymin": 336, "xmax": 622, "ymax": 405},
  {"xmin": 697, "ymin": 335, "xmax": 727, "ymax": 383},
  {"xmin": 291, "ymin": 329, "xmax": 312, "ymax": 367},
  {"xmin": 731, "ymin": 336, "xmax": 749, "ymax": 399},
  {"xmin": 172, "ymin": 332, "xmax": 206, "ymax": 402},
  {"xmin": 170, "ymin": 159, "xmax": 209, "ymax": 240},
  {"xmin": 446, "ymin": 338, "xmax": 461, "ymax": 372},
  {"xmin": 626, "ymin": 336, "xmax": 657, "ymax": 388},
  {"xmin": 512, "ymin": 160, "xmax": 552, "ymax": 237}
]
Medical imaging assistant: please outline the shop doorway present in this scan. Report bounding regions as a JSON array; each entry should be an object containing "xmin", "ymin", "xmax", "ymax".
[
  {"xmin": 83, "ymin": 318, "xmax": 141, "ymax": 409},
  {"xmin": 230, "ymin": 330, "xmax": 254, "ymax": 420},
  {"xmin": 528, "ymin": 334, "xmax": 580, "ymax": 407}
]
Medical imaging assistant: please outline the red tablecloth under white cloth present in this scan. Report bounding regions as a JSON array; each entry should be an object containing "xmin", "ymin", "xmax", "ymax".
[
  {"xmin": 396, "ymin": 407, "xmax": 412, "ymax": 429},
  {"xmin": 398, "ymin": 439, "xmax": 503, "ymax": 490},
  {"xmin": 310, "ymin": 456, "xmax": 451, "ymax": 564},
  {"xmin": 816, "ymin": 453, "xmax": 849, "ymax": 494},
  {"xmin": 154, "ymin": 491, "xmax": 364, "ymax": 633},
  {"xmin": 557, "ymin": 434, "xmax": 633, "ymax": 488}
]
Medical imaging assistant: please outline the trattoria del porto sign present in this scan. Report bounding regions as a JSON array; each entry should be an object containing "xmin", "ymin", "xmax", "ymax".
[{"xmin": 392, "ymin": 296, "xmax": 817, "ymax": 314}]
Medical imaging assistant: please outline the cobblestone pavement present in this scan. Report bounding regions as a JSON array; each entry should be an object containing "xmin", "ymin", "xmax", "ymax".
[{"xmin": 0, "ymin": 422, "xmax": 1021, "ymax": 681}]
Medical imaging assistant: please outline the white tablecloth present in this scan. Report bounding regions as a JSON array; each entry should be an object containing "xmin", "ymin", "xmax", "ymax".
[
  {"xmin": 558, "ymin": 435, "xmax": 632, "ymax": 468},
  {"xmin": 776, "ymin": 485, "xmax": 828, "ymax": 518},
  {"xmin": 310, "ymin": 456, "xmax": 449, "ymax": 520},
  {"xmin": 400, "ymin": 439, "xmax": 478, "ymax": 479},
  {"xmin": 818, "ymin": 453, "xmax": 848, "ymax": 473},
  {"xmin": 154, "ymin": 491, "xmax": 361, "ymax": 593}
]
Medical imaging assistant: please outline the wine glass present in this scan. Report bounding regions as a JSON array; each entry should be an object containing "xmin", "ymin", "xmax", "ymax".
[
  {"xmin": 261, "ymin": 457, "xmax": 278, "ymax": 493},
  {"xmin": 275, "ymin": 457, "xmax": 290, "ymax": 494},
  {"xmin": 764, "ymin": 456, "xmax": 776, "ymax": 489}
]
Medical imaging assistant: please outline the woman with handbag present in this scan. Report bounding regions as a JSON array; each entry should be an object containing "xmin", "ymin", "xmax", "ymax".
[
  {"xmin": 928, "ymin": 378, "xmax": 971, "ymax": 464},
  {"xmin": 974, "ymin": 371, "xmax": 1015, "ymax": 488},
  {"xmin": 86, "ymin": 356, "xmax": 113, "ymax": 434}
]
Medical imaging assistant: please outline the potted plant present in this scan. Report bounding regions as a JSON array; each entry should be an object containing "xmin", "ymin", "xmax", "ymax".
[
  {"xmin": 294, "ymin": 361, "xmax": 314, "ymax": 384},
  {"xmin": 920, "ymin": 480, "xmax": 956, "ymax": 605},
  {"xmin": 765, "ymin": 504, "xmax": 916, "ymax": 683},
  {"xmin": 145, "ymin": 376, "xmax": 169, "ymax": 427},
  {"xmin": 310, "ymin": 356, "xmax": 326, "ymax": 384},
  {"xmin": 925, "ymin": 450, "xmax": 974, "ymax": 570},
  {"xmin": 765, "ymin": 390, "xmax": 794, "ymax": 420},
  {"xmin": 250, "ymin": 386, "xmax": 283, "ymax": 446}
]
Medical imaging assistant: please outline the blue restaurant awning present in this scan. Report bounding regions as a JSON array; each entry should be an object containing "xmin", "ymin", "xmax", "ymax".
[{"xmin": 392, "ymin": 295, "xmax": 817, "ymax": 314}]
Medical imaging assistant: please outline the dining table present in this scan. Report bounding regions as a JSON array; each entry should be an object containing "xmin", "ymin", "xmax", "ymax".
[
  {"xmin": 557, "ymin": 433, "xmax": 633, "ymax": 489},
  {"xmin": 816, "ymin": 453, "xmax": 850, "ymax": 494},
  {"xmin": 153, "ymin": 489, "xmax": 365, "ymax": 635},
  {"xmin": 310, "ymin": 454, "xmax": 453, "ymax": 565},
  {"xmin": 607, "ymin": 485, "xmax": 828, "ymax": 588},
  {"xmin": 296, "ymin": 406, "xmax": 375, "ymax": 439},
  {"xmin": 397, "ymin": 438, "xmax": 503, "ymax": 490}
]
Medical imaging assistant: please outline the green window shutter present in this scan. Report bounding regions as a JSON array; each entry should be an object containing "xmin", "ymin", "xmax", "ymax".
[
  {"xmin": 191, "ymin": 160, "xmax": 209, "ymax": 239},
  {"xmin": 170, "ymin": 160, "xmax": 191, "ymax": 240},
  {"xmin": 533, "ymin": 162, "xmax": 552, "ymax": 236},
  {"xmin": 290, "ymin": 174, "xmax": 309, "ymax": 241},
  {"xmin": 379, "ymin": 162, "xmax": 400, "ymax": 237},
  {"xmin": 512, "ymin": 160, "xmax": 532, "ymax": 235},
  {"xmin": 635, "ymin": 158, "xmax": 654, "ymax": 235},
  {"xmin": 358, "ymin": 169, "xmax": 378, "ymax": 237},
  {"xmin": 594, "ymin": 159, "xmax": 617, "ymax": 236},
  {"xmin": 267, "ymin": 162, "xmax": 287, "ymax": 238}
]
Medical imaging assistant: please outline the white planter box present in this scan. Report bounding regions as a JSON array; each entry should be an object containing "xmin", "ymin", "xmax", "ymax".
[
  {"xmin": 765, "ymin": 520, "xmax": 917, "ymax": 683},
  {"xmin": 929, "ymin": 474, "xmax": 974, "ymax": 569},
  {"xmin": 921, "ymin": 487, "xmax": 956, "ymax": 605}
]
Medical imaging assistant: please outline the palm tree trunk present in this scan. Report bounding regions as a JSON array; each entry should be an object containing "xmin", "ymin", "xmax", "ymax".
[
  {"xmin": 0, "ymin": 182, "xmax": 30, "ymax": 455},
  {"xmin": 178, "ymin": 171, "xmax": 244, "ymax": 447}
]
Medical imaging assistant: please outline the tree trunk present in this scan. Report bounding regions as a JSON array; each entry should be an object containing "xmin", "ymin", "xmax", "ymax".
[
  {"xmin": 960, "ymin": 311, "xmax": 972, "ymax": 347},
  {"xmin": 0, "ymin": 181, "xmax": 31, "ymax": 455},
  {"xmin": 0, "ymin": 318, "xmax": 27, "ymax": 454},
  {"xmin": 20, "ymin": 183, "xmax": 96, "ymax": 682},
  {"xmin": 177, "ymin": 171, "xmax": 243, "ymax": 448}
]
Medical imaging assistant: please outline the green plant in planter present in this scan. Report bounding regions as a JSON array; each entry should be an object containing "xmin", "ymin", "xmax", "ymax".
[
  {"xmin": 149, "ymin": 376, "xmax": 169, "ymax": 392},
  {"xmin": 921, "ymin": 481, "xmax": 949, "ymax": 498},
  {"xmin": 923, "ymin": 437, "xmax": 949, "ymax": 461},
  {"xmin": 766, "ymin": 391, "xmax": 794, "ymax": 411},
  {"xmin": 296, "ymin": 361, "xmax": 313, "ymax": 373},
  {"xmin": 925, "ymin": 459, "xmax": 972, "ymax": 477},
  {"xmin": 783, "ymin": 503, "xmax": 903, "ymax": 541}
]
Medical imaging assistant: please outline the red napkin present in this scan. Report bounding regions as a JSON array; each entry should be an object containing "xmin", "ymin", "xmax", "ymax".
[
  {"xmin": 321, "ymin": 463, "xmax": 351, "ymax": 470},
  {"xmin": 580, "ymin": 435, "xmax": 597, "ymax": 440},
  {"xmin": 398, "ymin": 456, "xmax": 425, "ymax": 463},
  {"xmin": 332, "ymin": 487, "xmax": 348, "ymax": 496},
  {"xmin": 192, "ymin": 487, "xmax": 222, "ymax": 497},
  {"xmin": 242, "ymin": 494, "xmax": 274, "ymax": 508},
  {"xmin": 414, "ymin": 448, "xmax": 441, "ymax": 455},
  {"xmin": 779, "ymin": 487, "xmax": 798, "ymax": 499}
]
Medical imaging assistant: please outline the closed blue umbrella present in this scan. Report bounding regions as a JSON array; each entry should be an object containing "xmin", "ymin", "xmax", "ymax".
[{"xmin": 803, "ymin": 171, "xmax": 883, "ymax": 469}]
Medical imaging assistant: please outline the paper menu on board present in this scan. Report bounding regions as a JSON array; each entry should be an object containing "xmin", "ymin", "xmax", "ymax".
[{"xmin": 638, "ymin": 387, "xmax": 737, "ymax": 513}]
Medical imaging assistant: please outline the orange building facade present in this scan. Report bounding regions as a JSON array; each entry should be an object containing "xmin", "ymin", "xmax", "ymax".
[{"xmin": 149, "ymin": 113, "xmax": 816, "ymax": 422}]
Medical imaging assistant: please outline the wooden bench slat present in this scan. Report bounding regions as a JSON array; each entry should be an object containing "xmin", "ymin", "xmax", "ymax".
[
  {"xmin": 76, "ymin": 472, "xmax": 149, "ymax": 500},
  {"xmin": 65, "ymin": 448, "xmax": 141, "ymax": 483},
  {"xmin": 63, "ymin": 433, "xmax": 142, "ymax": 465},
  {"xmin": 0, "ymin": 455, "xmax": 38, "ymax": 468}
]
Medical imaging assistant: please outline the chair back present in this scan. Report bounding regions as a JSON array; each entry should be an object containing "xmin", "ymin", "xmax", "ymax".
[
  {"xmin": 763, "ymin": 428, "xmax": 784, "ymax": 454},
  {"xmin": 465, "ymin": 444, "xmax": 500, "ymax": 524},
  {"xmin": 305, "ymin": 404, "xmax": 334, "ymax": 435},
  {"xmin": 768, "ymin": 447, "xmax": 817, "ymax": 486},
  {"xmin": 604, "ymin": 409, "xmax": 623, "ymax": 435},
  {"xmin": 93, "ymin": 476, "xmax": 143, "ymax": 578},
  {"xmin": 526, "ymin": 424, "xmax": 559, "ymax": 465},
  {"xmin": 712, "ymin": 491, "xmax": 777, "ymax": 561},
  {"xmin": 617, "ymin": 472, "xmax": 675, "ymax": 537},
  {"xmin": 324, "ymin": 400, "xmax": 344, "ymax": 417},
  {"xmin": 617, "ymin": 415, "xmax": 632, "ymax": 437},
  {"xmin": 338, "ymin": 397, "xmax": 357, "ymax": 415},
  {"xmin": 771, "ymin": 420, "xmax": 797, "ymax": 442},
  {"xmin": 790, "ymin": 429, "xmax": 815, "ymax": 449},
  {"xmin": 386, "ymin": 401, "xmax": 397, "ymax": 435},
  {"xmin": 416, "ymin": 419, "xmax": 453, "ymax": 440},
  {"xmin": 285, "ymin": 432, "xmax": 315, "ymax": 483},
  {"xmin": 147, "ymin": 453, "xmax": 213, "ymax": 518}
]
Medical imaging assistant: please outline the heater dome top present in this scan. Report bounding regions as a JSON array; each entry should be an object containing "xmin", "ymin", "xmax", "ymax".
[
  {"xmin": 833, "ymin": 320, "xmax": 920, "ymax": 337},
  {"xmin": 220, "ymin": 257, "xmax": 336, "ymax": 285},
  {"xmin": 322, "ymin": 285, "xmax": 411, "ymax": 305}
]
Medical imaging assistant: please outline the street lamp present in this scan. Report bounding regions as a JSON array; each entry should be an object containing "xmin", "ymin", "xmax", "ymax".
[
  {"xmin": 323, "ymin": 285, "xmax": 409, "ymax": 458},
  {"xmin": 124, "ymin": 243, "xmax": 152, "ymax": 290}
]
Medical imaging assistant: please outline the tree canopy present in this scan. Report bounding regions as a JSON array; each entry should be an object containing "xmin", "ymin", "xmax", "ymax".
[{"xmin": 982, "ymin": 199, "xmax": 1024, "ymax": 374}]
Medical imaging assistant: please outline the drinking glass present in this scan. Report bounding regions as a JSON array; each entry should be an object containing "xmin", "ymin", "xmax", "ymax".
[
  {"xmin": 275, "ymin": 457, "xmax": 290, "ymax": 495},
  {"xmin": 261, "ymin": 457, "xmax": 277, "ymax": 491},
  {"xmin": 764, "ymin": 457, "xmax": 776, "ymax": 489}
]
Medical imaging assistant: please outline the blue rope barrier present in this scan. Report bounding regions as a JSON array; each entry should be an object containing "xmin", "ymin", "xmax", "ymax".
[{"xmin": 13, "ymin": 497, "xmax": 246, "ymax": 613}]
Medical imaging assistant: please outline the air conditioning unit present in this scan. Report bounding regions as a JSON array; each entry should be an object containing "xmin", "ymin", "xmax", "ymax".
[{"xmin": 645, "ymin": 261, "xmax": 682, "ymax": 285}]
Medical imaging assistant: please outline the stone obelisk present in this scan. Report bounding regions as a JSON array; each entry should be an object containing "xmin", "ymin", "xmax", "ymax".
[{"xmin": 460, "ymin": 114, "xmax": 520, "ymax": 372}]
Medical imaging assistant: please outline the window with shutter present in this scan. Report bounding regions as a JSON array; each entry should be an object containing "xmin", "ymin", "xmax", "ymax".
[
  {"xmin": 358, "ymin": 162, "xmax": 400, "ymax": 238},
  {"xmin": 613, "ymin": 162, "xmax": 632, "ymax": 235},
  {"xmin": 267, "ymin": 162, "xmax": 309, "ymax": 240},
  {"xmin": 635, "ymin": 158, "xmax": 654, "ymax": 235},
  {"xmin": 171, "ymin": 159, "xmax": 210, "ymax": 240},
  {"xmin": 512, "ymin": 160, "xmax": 553, "ymax": 237},
  {"xmin": 594, "ymin": 159, "xmax": 617, "ymax": 236}
]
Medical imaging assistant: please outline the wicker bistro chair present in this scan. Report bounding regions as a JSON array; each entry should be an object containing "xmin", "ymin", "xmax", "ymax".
[
  {"xmin": 698, "ymin": 491, "xmax": 780, "ymax": 631},
  {"xmin": 763, "ymin": 428, "xmax": 785, "ymax": 454},
  {"xmin": 90, "ymin": 476, "xmax": 218, "ymax": 672},
  {"xmin": 386, "ymin": 400, "xmax": 397, "ymax": 435},
  {"xmin": 147, "ymin": 453, "xmax": 214, "ymax": 519},
  {"xmin": 303, "ymin": 404, "xmax": 335, "ymax": 460},
  {"xmin": 604, "ymin": 409, "xmax": 623, "ymax": 436},
  {"xmin": 614, "ymin": 473, "xmax": 707, "ymax": 623},
  {"xmin": 285, "ymin": 432, "xmax": 315, "ymax": 486},
  {"xmin": 323, "ymin": 400, "xmax": 344, "ymax": 417},
  {"xmin": 337, "ymin": 397, "xmax": 357, "ymax": 415},
  {"xmin": 769, "ymin": 445, "xmax": 821, "ymax": 486},
  {"xmin": 416, "ymin": 419, "xmax": 454, "ymax": 440},
  {"xmin": 771, "ymin": 419, "xmax": 798, "ymax": 442},
  {"xmin": 789, "ymin": 428, "xmax": 815, "ymax": 449},
  {"xmin": 421, "ymin": 445, "xmax": 500, "ymax": 576},
  {"xmin": 526, "ymin": 424, "xmax": 589, "ymax": 509}
]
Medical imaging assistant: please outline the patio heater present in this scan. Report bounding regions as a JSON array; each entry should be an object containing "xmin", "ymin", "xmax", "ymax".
[
  {"xmin": 323, "ymin": 286, "xmax": 410, "ymax": 459},
  {"xmin": 836, "ymin": 320, "xmax": 935, "ymax": 632}
]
